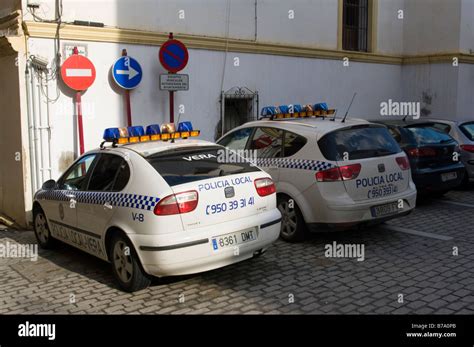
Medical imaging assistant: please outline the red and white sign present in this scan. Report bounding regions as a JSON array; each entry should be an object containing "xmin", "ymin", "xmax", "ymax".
[{"xmin": 61, "ymin": 54, "xmax": 96, "ymax": 91}]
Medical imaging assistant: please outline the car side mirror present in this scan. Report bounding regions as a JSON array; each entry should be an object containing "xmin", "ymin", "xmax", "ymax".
[{"xmin": 42, "ymin": 179, "xmax": 57, "ymax": 190}]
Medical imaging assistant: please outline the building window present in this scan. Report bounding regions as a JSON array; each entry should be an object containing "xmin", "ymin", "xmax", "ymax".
[{"xmin": 342, "ymin": 0, "xmax": 369, "ymax": 52}]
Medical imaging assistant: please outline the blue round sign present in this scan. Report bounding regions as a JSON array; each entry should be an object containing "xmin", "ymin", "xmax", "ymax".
[
  {"xmin": 112, "ymin": 56, "xmax": 143, "ymax": 90},
  {"xmin": 159, "ymin": 39, "xmax": 189, "ymax": 73}
]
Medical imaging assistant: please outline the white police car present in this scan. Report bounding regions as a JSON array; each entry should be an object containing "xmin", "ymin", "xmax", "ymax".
[
  {"xmin": 217, "ymin": 103, "xmax": 417, "ymax": 242},
  {"xmin": 33, "ymin": 122, "xmax": 281, "ymax": 292}
]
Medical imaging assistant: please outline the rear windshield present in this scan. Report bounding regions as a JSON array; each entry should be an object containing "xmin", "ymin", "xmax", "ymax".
[
  {"xmin": 146, "ymin": 146, "xmax": 260, "ymax": 186},
  {"xmin": 460, "ymin": 122, "xmax": 474, "ymax": 141},
  {"xmin": 404, "ymin": 126, "xmax": 456, "ymax": 145},
  {"xmin": 318, "ymin": 125, "xmax": 401, "ymax": 161}
]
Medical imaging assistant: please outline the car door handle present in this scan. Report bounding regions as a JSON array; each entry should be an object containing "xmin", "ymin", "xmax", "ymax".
[{"xmin": 103, "ymin": 202, "xmax": 113, "ymax": 210}]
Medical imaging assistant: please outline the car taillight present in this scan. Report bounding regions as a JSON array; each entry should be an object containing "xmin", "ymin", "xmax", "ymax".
[
  {"xmin": 315, "ymin": 164, "xmax": 361, "ymax": 182},
  {"xmin": 254, "ymin": 177, "xmax": 276, "ymax": 196},
  {"xmin": 461, "ymin": 144, "xmax": 474, "ymax": 153},
  {"xmin": 396, "ymin": 156, "xmax": 410, "ymax": 170},
  {"xmin": 154, "ymin": 190, "xmax": 198, "ymax": 215},
  {"xmin": 407, "ymin": 147, "xmax": 437, "ymax": 157}
]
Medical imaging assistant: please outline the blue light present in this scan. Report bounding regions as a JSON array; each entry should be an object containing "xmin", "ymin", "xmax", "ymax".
[
  {"xmin": 103, "ymin": 128, "xmax": 120, "ymax": 141},
  {"xmin": 293, "ymin": 104, "xmax": 303, "ymax": 113},
  {"xmin": 146, "ymin": 124, "xmax": 161, "ymax": 135},
  {"xmin": 178, "ymin": 121, "xmax": 193, "ymax": 132},
  {"xmin": 127, "ymin": 126, "xmax": 145, "ymax": 137},
  {"xmin": 278, "ymin": 105, "xmax": 290, "ymax": 113},
  {"xmin": 261, "ymin": 106, "xmax": 277, "ymax": 116},
  {"xmin": 314, "ymin": 103, "xmax": 328, "ymax": 111}
]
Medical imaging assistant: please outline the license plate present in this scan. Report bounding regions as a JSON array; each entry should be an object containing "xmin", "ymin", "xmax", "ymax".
[
  {"xmin": 441, "ymin": 172, "xmax": 457, "ymax": 182},
  {"xmin": 211, "ymin": 228, "xmax": 257, "ymax": 251},
  {"xmin": 371, "ymin": 201, "xmax": 399, "ymax": 218}
]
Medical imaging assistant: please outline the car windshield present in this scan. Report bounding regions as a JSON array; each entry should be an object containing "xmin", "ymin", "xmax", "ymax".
[
  {"xmin": 404, "ymin": 126, "xmax": 455, "ymax": 144},
  {"xmin": 146, "ymin": 146, "xmax": 260, "ymax": 186},
  {"xmin": 460, "ymin": 122, "xmax": 474, "ymax": 141},
  {"xmin": 318, "ymin": 125, "xmax": 401, "ymax": 161}
]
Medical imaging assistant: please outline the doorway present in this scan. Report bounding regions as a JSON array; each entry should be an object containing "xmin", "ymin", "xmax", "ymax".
[{"xmin": 217, "ymin": 87, "xmax": 258, "ymax": 140}]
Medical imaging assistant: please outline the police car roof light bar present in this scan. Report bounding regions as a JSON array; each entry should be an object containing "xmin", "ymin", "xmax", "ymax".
[
  {"xmin": 260, "ymin": 103, "xmax": 336, "ymax": 121},
  {"xmin": 101, "ymin": 122, "xmax": 200, "ymax": 147}
]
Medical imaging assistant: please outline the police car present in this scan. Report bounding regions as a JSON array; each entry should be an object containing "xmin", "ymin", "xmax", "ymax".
[
  {"xmin": 33, "ymin": 122, "xmax": 281, "ymax": 292},
  {"xmin": 217, "ymin": 103, "xmax": 417, "ymax": 242}
]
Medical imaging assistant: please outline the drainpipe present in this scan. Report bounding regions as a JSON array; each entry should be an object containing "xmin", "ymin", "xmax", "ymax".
[
  {"xmin": 36, "ymin": 72, "xmax": 45, "ymax": 186},
  {"xmin": 28, "ymin": 64, "xmax": 40, "ymax": 193},
  {"xmin": 25, "ymin": 63, "xmax": 37, "ymax": 195},
  {"xmin": 44, "ymin": 76, "xmax": 52, "ymax": 180}
]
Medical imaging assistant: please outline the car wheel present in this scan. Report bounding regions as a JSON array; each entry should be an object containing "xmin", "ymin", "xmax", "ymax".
[
  {"xmin": 33, "ymin": 208, "xmax": 56, "ymax": 249},
  {"xmin": 277, "ymin": 195, "xmax": 307, "ymax": 242},
  {"xmin": 109, "ymin": 234, "xmax": 151, "ymax": 292}
]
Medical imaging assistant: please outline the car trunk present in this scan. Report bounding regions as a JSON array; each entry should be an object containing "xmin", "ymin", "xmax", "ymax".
[{"xmin": 146, "ymin": 145, "xmax": 271, "ymax": 231}]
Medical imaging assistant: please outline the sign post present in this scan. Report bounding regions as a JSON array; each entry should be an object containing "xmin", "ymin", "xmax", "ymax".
[
  {"xmin": 159, "ymin": 33, "xmax": 189, "ymax": 123},
  {"xmin": 112, "ymin": 49, "xmax": 143, "ymax": 126},
  {"xmin": 60, "ymin": 47, "xmax": 96, "ymax": 155}
]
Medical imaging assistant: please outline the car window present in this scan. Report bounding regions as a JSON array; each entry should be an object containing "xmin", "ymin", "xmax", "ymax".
[
  {"xmin": 59, "ymin": 154, "xmax": 97, "ymax": 191},
  {"xmin": 404, "ymin": 126, "xmax": 456, "ymax": 145},
  {"xmin": 460, "ymin": 122, "xmax": 474, "ymax": 141},
  {"xmin": 429, "ymin": 123, "xmax": 451, "ymax": 133},
  {"xmin": 248, "ymin": 127, "xmax": 283, "ymax": 158},
  {"xmin": 318, "ymin": 125, "xmax": 402, "ymax": 161},
  {"xmin": 388, "ymin": 127, "xmax": 402, "ymax": 142},
  {"xmin": 218, "ymin": 127, "xmax": 253, "ymax": 151},
  {"xmin": 113, "ymin": 160, "xmax": 131, "ymax": 191},
  {"xmin": 283, "ymin": 131, "xmax": 307, "ymax": 157},
  {"xmin": 87, "ymin": 154, "xmax": 127, "ymax": 191},
  {"xmin": 146, "ymin": 146, "xmax": 260, "ymax": 186}
]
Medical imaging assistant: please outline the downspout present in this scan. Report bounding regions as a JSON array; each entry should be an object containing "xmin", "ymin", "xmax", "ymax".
[
  {"xmin": 254, "ymin": 0, "xmax": 257, "ymax": 42},
  {"xmin": 25, "ymin": 62, "xmax": 37, "ymax": 195}
]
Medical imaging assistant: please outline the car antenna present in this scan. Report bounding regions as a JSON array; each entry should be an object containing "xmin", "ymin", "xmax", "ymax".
[
  {"xmin": 341, "ymin": 92, "xmax": 357, "ymax": 123},
  {"xmin": 402, "ymin": 114, "xmax": 409, "ymax": 122}
]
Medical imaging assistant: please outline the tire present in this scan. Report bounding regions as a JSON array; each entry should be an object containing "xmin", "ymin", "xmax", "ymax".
[
  {"xmin": 277, "ymin": 195, "xmax": 307, "ymax": 242},
  {"xmin": 109, "ymin": 233, "xmax": 151, "ymax": 292},
  {"xmin": 33, "ymin": 207, "xmax": 56, "ymax": 249}
]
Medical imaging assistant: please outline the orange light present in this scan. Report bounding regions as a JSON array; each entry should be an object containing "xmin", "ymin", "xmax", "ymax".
[
  {"xmin": 118, "ymin": 138, "xmax": 129, "ymax": 144},
  {"xmin": 129, "ymin": 136, "xmax": 140, "ymax": 143},
  {"xmin": 150, "ymin": 134, "xmax": 161, "ymax": 141},
  {"xmin": 327, "ymin": 109, "xmax": 336, "ymax": 115},
  {"xmin": 171, "ymin": 133, "xmax": 181, "ymax": 139},
  {"xmin": 190, "ymin": 130, "xmax": 200, "ymax": 137},
  {"xmin": 140, "ymin": 135, "xmax": 150, "ymax": 142},
  {"xmin": 181, "ymin": 131, "xmax": 190, "ymax": 138},
  {"xmin": 161, "ymin": 133, "xmax": 170, "ymax": 140}
]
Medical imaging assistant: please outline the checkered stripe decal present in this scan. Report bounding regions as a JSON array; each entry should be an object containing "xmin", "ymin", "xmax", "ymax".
[
  {"xmin": 256, "ymin": 158, "xmax": 335, "ymax": 171},
  {"xmin": 35, "ymin": 190, "xmax": 160, "ymax": 211}
]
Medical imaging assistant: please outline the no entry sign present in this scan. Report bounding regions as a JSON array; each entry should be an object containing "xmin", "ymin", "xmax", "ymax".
[
  {"xmin": 159, "ymin": 39, "xmax": 189, "ymax": 73},
  {"xmin": 61, "ymin": 54, "xmax": 96, "ymax": 91}
]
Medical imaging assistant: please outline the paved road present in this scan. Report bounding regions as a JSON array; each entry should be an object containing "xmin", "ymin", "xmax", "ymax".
[{"xmin": 0, "ymin": 190, "xmax": 473, "ymax": 314}]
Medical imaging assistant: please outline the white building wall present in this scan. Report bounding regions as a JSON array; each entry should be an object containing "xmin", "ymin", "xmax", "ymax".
[
  {"xmin": 402, "ymin": 0, "xmax": 462, "ymax": 55},
  {"xmin": 376, "ymin": 0, "xmax": 404, "ymax": 55},
  {"xmin": 401, "ymin": 63, "xmax": 459, "ymax": 118},
  {"xmin": 460, "ymin": 0, "xmax": 474, "ymax": 53}
]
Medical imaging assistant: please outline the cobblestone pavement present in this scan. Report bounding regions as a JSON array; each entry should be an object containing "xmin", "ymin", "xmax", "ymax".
[{"xmin": 0, "ymin": 190, "xmax": 473, "ymax": 314}]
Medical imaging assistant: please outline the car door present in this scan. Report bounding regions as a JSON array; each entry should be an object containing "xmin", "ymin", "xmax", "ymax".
[
  {"xmin": 47, "ymin": 154, "xmax": 98, "ymax": 243},
  {"xmin": 76, "ymin": 153, "xmax": 130, "ymax": 252},
  {"xmin": 247, "ymin": 127, "xmax": 283, "ymax": 181}
]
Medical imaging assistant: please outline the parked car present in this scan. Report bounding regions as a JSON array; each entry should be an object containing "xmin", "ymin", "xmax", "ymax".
[
  {"xmin": 411, "ymin": 119, "xmax": 474, "ymax": 185},
  {"xmin": 373, "ymin": 120, "xmax": 465, "ymax": 195},
  {"xmin": 33, "ymin": 122, "xmax": 281, "ymax": 292},
  {"xmin": 217, "ymin": 116, "xmax": 417, "ymax": 242}
]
